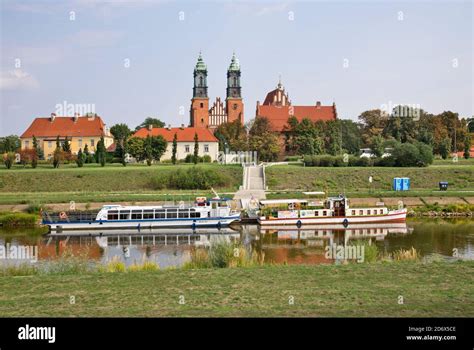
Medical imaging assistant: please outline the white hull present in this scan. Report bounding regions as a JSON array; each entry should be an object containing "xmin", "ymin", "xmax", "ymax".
[
  {"xmin": 258, "ymin": 209, "xmax": 407, "ymax": 226},
  {"xmin": 47, "ymin": 215, "xmax": 240, "ymax": 232}
]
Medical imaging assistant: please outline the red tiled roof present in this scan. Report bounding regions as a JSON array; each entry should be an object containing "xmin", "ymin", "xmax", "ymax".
[
  {"xmin": 106, "ymin": 143, "xmax": 117, "ymax": 152},
  {"xmin": 256, "ymin": 105, "xmax": 337, "ymax": 132},
  {"xmin": 133, "ymin": 127, "xmax": 218, "ymax": 142},
  {"xmin": 21, "ymin": 116, "xmax": 107, "ymax": 138},
  {"xmin": 263, "ymin": 88, "xmax": 283, "ymax": 105}
]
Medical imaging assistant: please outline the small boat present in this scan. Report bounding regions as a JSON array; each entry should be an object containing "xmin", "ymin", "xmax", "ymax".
[
  {"xmin": 42, "ymin": 197, "xmax": 241, "ymax": 232},
  {"xmin": 257, "ymin": 195, "xmax": 407, "ymax": 227}
]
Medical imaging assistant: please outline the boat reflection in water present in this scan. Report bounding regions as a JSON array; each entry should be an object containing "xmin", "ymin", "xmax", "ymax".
[
  {"xmin": 254, "ymin": 222, "xmax": 412, "ymax": 265},
  {"xmin": 38, "ymin": 223, "xmax": 412, "ymax": 267},
  {"xmin": 43, "ymin": 228, "xmax": 240, "ymax": 268}
]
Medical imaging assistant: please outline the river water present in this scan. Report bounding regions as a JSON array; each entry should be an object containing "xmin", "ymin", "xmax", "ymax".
[{"xmin": 0, "ymin": 219, "xmax": 473, "ymax": 268}]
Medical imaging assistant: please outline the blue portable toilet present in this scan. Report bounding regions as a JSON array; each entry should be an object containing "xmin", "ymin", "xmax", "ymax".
[
  {"xmin": 401, "ymin": 177, "xmax": 410, "ymax": 191},
  {"xmin": 393, "ymin": 177, "xmax": 402, "ymax": 191}
]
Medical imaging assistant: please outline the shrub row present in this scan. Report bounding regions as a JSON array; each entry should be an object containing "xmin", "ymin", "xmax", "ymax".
[{"xmin": 150, "ymin": 167, "xmax": 232, "ymax": 190}]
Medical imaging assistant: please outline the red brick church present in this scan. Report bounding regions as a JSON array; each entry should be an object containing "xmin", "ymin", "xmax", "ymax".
[{"xmin": 256, "ymin": 79, "xmax": 337, "ymax": 132}]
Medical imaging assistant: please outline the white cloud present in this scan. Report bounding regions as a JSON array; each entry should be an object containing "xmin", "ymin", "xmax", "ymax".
[{"xmin": 0, "ymin": 69, "xmax": 40, "ymax": 91}]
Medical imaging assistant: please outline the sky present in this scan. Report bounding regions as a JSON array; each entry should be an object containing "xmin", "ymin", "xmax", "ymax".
[{"xmin": 0, "ymin": 0, "xmax": 473, "ymax": 136}]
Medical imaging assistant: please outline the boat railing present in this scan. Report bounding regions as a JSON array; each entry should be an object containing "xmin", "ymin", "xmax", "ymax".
[{"xmin": 42, "ymin": 210, "xmax": 99, "ymax": 223}]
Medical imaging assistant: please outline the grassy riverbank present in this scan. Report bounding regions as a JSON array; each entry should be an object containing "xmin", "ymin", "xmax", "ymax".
[
  {"xmin": 1, "ymin": 162, "xmax": 474, "ymax": 206},
  {"xmin": 0, "ymin": 163, "xmax": 242, "ymax": 193},
  {"xmin": 266, "ymin": 164, "xmax": 474, "ymax": 192},
  {"xmin": 0, "ymin": 261, "xmax": 472, "ymax": 317}
]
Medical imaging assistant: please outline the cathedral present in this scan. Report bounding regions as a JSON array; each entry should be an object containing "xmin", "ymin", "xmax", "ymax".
[{"xmin": 190, "ymin": 53, "xmax": 244, "ymax": 130}]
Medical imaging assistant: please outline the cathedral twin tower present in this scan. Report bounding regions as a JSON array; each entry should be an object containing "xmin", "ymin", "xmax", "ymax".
[{"xmin": 190, "ymin": 53, "xmax": 244, "ymax": 130}]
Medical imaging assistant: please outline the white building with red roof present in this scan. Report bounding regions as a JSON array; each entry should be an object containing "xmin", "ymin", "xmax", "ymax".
[{"xmin": 133, "ymin": 125, "xmax": 219, "ymax": 161}]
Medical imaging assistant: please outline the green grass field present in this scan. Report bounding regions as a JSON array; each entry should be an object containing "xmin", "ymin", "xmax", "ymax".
[
  {"xmin": 266, "ymin": 164, "xmax": 474, "ymax": 193},
  {"xmin": 0, "ymin": 261, "xmax": 472, "ymax": 317},
  {"xmin": 0, "ymin": 163, "xmax": 242, "ymax": 193},
  {"xmin": 1, "ymin": 162, "xmax": 474, "ymax": 205}
]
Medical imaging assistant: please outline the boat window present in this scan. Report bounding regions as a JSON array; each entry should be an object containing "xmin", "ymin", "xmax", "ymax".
[
  {"xmin": 190, "ymin": 211, "xmax": 200, "ymax": 218},
  {"xmin": 367, "ymin": 210, "xmax": 371, "ymax": 215},
  {"xmin": 143, "ymin": 210, "xmax": 154, "ymax": 219},
  {"xmin": 107, "ymin": 211, "xmax": 119, "ymax": 220},
  {"xmin": 359, "ymin": 210, "xmax": 363, "ymax": 215},
  {"xmin": 131, "ymin": 210, "xmax": 142, "ymax": 220},
  {"xmin": 119, "ymin": 211, "xmax": 130, "ymax": 220},
  {"xmin": 322, "ymin": 211, "xmax": 327, "ymax": 216},
  {"xmin": 212, "ymin": 202, "xmax": 217, "ymax": 209},
  {"xmin": 380, "ymin": 209, "xmax": 384, "ymax": 215},
  {"xmin": 218, "ymin": 201, "xmax": 227, "ymax": 207},
  {"xmin": 178, "ymin": 210, "xmax": 189, "ymax": 218},
  {"xmin": 315, "ymin": 211, "xmax": 319, "ymax": 216},
  {"xmin": 167, "ymin": 210, "xmax": 177, "ymax": 219},
  {"xmin": 351, "ymin": 210, "xmax": 356, "ymax": 216},
  {"xmin": 154, "ymin": 210, "xmax": 166, "ymax": 219}
]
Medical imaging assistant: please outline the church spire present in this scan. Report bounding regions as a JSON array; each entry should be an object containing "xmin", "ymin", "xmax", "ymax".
[
  {"xmin": 193, "ymin": 52, "xmax": 208, "ymax": 98},
  {"xmin": 226, "ymin": 52, "xmax": 241, "ymax": 99}
]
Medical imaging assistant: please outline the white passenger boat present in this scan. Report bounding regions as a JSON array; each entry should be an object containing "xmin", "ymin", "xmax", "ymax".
[
  {"xmin": 258, "ymin": 195, "xmax": 407, "ymax": 227},
  {"xmin": 42, "ymin": 197, "xmax": 241, "ymax": 232}
]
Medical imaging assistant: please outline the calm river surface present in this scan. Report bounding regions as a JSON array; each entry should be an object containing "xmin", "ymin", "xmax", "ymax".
[{"xmin": 1, "ymin": 219, "xmax": 473, "ymax": 268}]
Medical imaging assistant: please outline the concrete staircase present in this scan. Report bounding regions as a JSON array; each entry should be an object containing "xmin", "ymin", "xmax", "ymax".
[{"xmin": 233, "ymin": 164, "xmax": 266, "ymax": 216}]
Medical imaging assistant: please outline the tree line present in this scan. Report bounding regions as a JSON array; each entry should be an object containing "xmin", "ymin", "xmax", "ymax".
[{"xmin": 214, "ymin": 106, "xmax": 473, "ymax": 165}]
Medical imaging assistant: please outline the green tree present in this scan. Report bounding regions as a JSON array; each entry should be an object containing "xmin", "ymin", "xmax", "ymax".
[
  {"xmin": 248, "ymin": 117, "xmax": 280, "ymax": 162},
  {"xmin": 193, "ymin": 132, "xmax": 199, "ymax": 164},
  {"xmin": 0, "ymin": 135, "xmax": 20, "ymax": 153},
  {"xmin": 135, "ymin": 117, "xmax": 165, "ymax": 131},
  {"xmin": 369, "ymin": 135, "xmax": 385, "ymax": 157},
  {"xmin": 121, "ymin": 141, "xmax": 128, "ymax": 167},
  {"xmin": 463, "ymin": 135, "xmax": 471, "ymax": 159},
  {"xmin": 324, "ymin": 120, "xmax": 342, "ymax": 155},
  {"xmin": 96, "ymin": 136, "xmax": 106, "ymax": 166},
  {"xmin": 127, "ymin": 137, "xmax": 145, "ymax": 161},
  {"xmin": 171, "ymin": 133, "xmax": 178, "ymax": 164},
  {"xmin": 83, "ymin": 144, "xmax": 90, "ymax": 163},
  {"xmin": 214, "ymin": 120, "xmax": 248, "ymax": 152},
  {"xmin": 150, "ymin": 136, "xmax": 167, "ymax": 161},
  {"xmin": 110, "ymin": 123, "xmax": 132, "ymax": 158},
  {"xmin": 285, "ymin": 117, "xmax": 324, "ymax": 155},
  {"xmin": 340, "ymin": 119, "xmax": 362, "ymax": 155},
  {"xmin": 76, "ymin": 148, "xmax": 85, "ymax": 167},
  {"xmin": 144, "ymin": 135, "xmax": 153, "ymax": 166},
  {"xmin": 3, "ymin": 152, "xmax": 15, "ymax": 169},
  {"xmin": 358, "ymin": 109, "xmax": 388, "ymax": 145},
  {"xmin": 32, "ymin": 135, "xmax": 43, "ymax": 160},
  {"xmin": 53, "ymin": 136, "xmax": 62, "ymax": 168},
  {"xmin": 439, "ymin": 137, "xmax": 451, "ymax": 160},
  {"xmin": 62, "ymin": 136, "xmax": 71, "ymax": 153}
]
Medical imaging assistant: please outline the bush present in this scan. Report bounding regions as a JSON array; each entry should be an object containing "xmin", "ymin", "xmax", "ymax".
[
  {"xmin": 201, "ymin": 154, "xmax": 212, "ymax": 163},
  {"xmin": 3, "ymin": 152, "xmax": 15, "ymax": 169},
  {"xmin": 303, "ymin": 155, "xmax": 313, "ymax": 166},
  {"xmin": 390, "ymin": 141, "xmax": 433, "ymax": 167},
  {"xmin": 319, "ymin": 155, "xmax": 335, "ymax": 167},
  {"xmin": 184, "ymin": 154, "xmax": 195, "ymax": 163},
  {"xmin": 0, "ymin": 213, "xmax": 38, "ymax": 227},
  {"xmin": 150, "ymin": 167, "xmax": 232, "ymax": 190}
]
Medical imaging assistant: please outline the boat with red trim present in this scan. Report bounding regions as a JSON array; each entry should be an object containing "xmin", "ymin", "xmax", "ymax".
[{"xmin": 257, "ymin": 195, "xmax": 407, "ymax": 227}]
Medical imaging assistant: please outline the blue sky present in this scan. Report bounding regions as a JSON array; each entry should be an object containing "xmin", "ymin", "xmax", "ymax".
[{"xmin": 0, "ymin": 0, "xmax": 472, "ymax": 136}]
